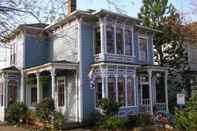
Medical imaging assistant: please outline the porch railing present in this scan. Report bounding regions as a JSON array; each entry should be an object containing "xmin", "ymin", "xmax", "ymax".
[
  {"xmin": 139, "ymin": 98, "xmax": 151, "ymax": 113},
  {"xmin": 154, "ymin": 103, "xmax": 167, "ymax": 112}
]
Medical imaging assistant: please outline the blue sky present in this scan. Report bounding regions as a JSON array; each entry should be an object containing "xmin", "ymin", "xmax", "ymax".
[{"xmin": 78, "ymin": 0, "xmax": 197, "ymax": 21}]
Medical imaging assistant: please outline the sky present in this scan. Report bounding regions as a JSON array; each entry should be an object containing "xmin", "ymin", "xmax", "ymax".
[
  {"xmin": 0, "ymin": 0, "xmax": 196, "ymax": 68},
  {"xmin": 78, "ymin": 0, "xmax": 197, "ymax": 21}
]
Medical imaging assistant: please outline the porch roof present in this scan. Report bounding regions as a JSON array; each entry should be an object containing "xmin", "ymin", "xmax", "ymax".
[
  {"xmin": 24, "ymin": 61, "xmax": 78, "ymax": 75},
  {"xmin": 138, "ymin": 65, "xmax": 168, "ymax": 72},
  {"xmin": 0, "ymin": 66, "xmax": 20, "ymax": 73}
]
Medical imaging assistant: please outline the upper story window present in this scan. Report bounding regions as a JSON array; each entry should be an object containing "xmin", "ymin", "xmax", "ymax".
[
  {"xmin": 106, "ymin": 24, "xmax": 115, "ymax": 53},
  {"xmin": 139, "ymin": 34, "xmax": 148, "ymax": 62},
  {"xmin": 125, "ymin": 28, "xmax": 133, "ymax": 56},
  {"xmin": 95, "ymin": 27, "xmax": 101, "ymax": 54},
  {"xmin": 116, "ymin": 27, "xmax": 124, "ymax": 54},
  {"xmin": 10, "ymin": 43, "xmax": 16, "ymax": 65}
]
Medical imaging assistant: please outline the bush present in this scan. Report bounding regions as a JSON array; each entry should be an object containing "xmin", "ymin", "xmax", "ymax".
[
  {"xmin": 175, "ymin": 94, "xmax": 197, "ymax": 131},
  {"xmin": 35, "ymin": 97, "xmax": 64, "ymax": 130},
  {"xmin": 35, "ymin": 97, "xmax": 55, "ymax": 122},
  {"xmin": 136, "ymin": 114, "xmax": 154, "ymax": 127},
  {"xmin": 6, "ymin": 102, "xmax": 28, "ymax": 124},
  {"xmin": 98, "ymin": 98, "xmax": 120, "ymax": 116},
  {"xmin": 53, "ymin": 111, "xmax": 64, "ymax": 129},
  {"xmin": 96, "ymin": 116, "xmax": 128, "ymax": 130}
]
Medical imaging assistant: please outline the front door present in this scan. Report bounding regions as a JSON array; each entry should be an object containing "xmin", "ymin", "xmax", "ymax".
[
  {"xmin": 57, "ymin": 77, "xmax": 66, "ymax": 114},
  {"xmin": 8, "ymin": 80, "xmax": 17, "ymax": 105}
]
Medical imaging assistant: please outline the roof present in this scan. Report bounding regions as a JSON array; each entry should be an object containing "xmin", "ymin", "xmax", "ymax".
[
  {"xmin": 1, "ymin": 9, "xmax": 159, "ymax": 43},
  {"xmin": 0, "ymin": 66, "xmax": 20, "ymax": 73},
  {"xmin": 1, "ymin": 23, "xmax": 48, "ymax": 43}
]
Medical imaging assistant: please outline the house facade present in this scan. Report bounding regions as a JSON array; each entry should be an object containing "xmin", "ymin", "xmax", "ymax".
[{"xmin": 0, "ymin": 9, "xmax": 168, "ymax": 122}]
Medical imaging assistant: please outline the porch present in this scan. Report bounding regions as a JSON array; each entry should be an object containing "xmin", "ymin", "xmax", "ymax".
[
  {"xmin": 23, "ymin": 61, "xmax": 79, "ymax": 122},
  {"xmin": 91, "ymin": 63, "xmax": 168, "ymax": 116}
]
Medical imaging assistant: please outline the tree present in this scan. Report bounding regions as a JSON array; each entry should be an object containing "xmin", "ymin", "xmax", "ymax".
[{"xmin": 138, "ymin": 0, "xmax": 189, "ymax": 112}]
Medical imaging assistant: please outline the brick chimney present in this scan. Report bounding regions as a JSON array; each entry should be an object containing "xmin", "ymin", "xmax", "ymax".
[{"xmin": 67, "ymin": 0, "xmax": 76, "ymax": 15}]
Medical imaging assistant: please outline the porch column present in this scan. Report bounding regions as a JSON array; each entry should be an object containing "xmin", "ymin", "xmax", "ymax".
[
  {"xmin": 20, "ymin": 71, "xmax": 24, "ymax": 102},
  {"xmin": 115, "ymin": 75, "xmax": 118, "ymax": 102},
  {"xmin": 165, "ymin": 71, "xmax": 169, "ymax": 112},
  {"xmin": 133, "ymin": 72, "xmax": 137, "ymax": 106},
  {"xmin": 50, "ymin": 69, "xmax": 56, "ymax": 100},
  {"xmin": 100, "ymin": 17, "xmax": 106, "ymax": 54},
  {"xmin": 36, "ymin": 72, "xmax": 40, "ymax": 103},
  {"xmin": 124, "ymin": 75, "xmax": 128, "ymax": 107},
  {"xmin": 148, "ymin": 70, "xmax": 153, "ymax": 115}
]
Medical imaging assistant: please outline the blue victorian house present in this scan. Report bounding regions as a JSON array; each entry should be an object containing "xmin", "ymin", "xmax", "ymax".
[{"xmin": 0, "ymin": 0, "xmax": 168, "ymax": 122}]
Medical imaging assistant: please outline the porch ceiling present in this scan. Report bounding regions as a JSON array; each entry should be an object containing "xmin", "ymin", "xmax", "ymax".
[{"xmin": 24, "ymin": 61, "xmax": 78, "ymax": 75}]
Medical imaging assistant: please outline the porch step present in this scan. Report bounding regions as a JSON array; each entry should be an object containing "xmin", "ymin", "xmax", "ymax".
[{"xmin": 61, "ymin": 121, "xmax": 83, "ymax": 130}]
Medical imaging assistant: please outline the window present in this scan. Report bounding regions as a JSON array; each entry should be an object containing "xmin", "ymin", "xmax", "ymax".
[
  {"xmin": 95, "ymin": 27, "xmax": 101, "ymax": 54},
  {"xmin": 95, "ymin": 79, "xmax": 102, "ymax": 107},
  {"xmin": 125, "ymin": 29, "xmax": 133, "ymax": 56},
  {"xmin": 31, "ymin": 87, "xmax": 37, "ymax": 105},
  {"xmin": 106, "ymin": 25, "xmax": 115, "ymax": 53},
  {"xmin": 127, "ymin": 78, "xmax": 135, "ymax": 106},
  {"xmin": 139, "ymin": 35, "xmax": 148, "ymax": 62},
  {"xmin": 0, "ymin": 81, "xmax": 3, "ymax": 106},
  {"xmin": 118, "ymin": 78, "xmax": 125, "ymax": 106},
  {"xmin": 58, "ymin": 79, "xmax": 65, "ymax": 107},
  {"xmin": 108, "ymin": 78, "xmax": 116, "ymax": 102},
  {"xmin": 10, "ymin": 43, "xmax": 17, "ymax": 65},
  {"xmin": 116, "ymin": 27, "xmax": 124, "ymax": 54}
]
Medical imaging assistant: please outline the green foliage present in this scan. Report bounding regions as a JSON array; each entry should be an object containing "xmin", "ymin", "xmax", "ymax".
[
  {"xmin": 98, "ymin": 98, "xmax": 121, "ymax": 116},
  {"xmin": 138, "ymin": 0, "xmax": 189, "ymax": 113},
  {"xmin": 35, "ymin": 97, "xmax": 55, "ymax": 122},
  {"xmin": 136, "ymin": 114, "xmax": 154, "ymax": 127},
  {"xmin": 35, "ymin": 97, "xmax": 64, "ymax": 130},
  {"xmin": 6, "ymin": 102, "xmax": 28, "ymax": 124},
  {"xmin": 53, "ymin": 111, "xmax": 64, "ymax": 129},
  {"xmin": 96, "ymin": 116, "xmax": 128, "ymax": 130},
  {"xmin": 175, "ymin": 94, "xmax": 197, "ymax": 131}
]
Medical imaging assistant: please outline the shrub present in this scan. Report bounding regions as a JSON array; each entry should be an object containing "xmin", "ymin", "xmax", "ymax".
[
  {"xmin": 98, "ymin": 98, "xmax": 121, "ymax": 116},
  {"xmin": 96, "ymin": 116, "xmax": 128, "ymax": 130},
  {"xmin": 6, "ymin": 102, "xmax": 28, "ymax": 124},
  {"xmin": 35, "ymin": 97, "xmax": 55, "ymax": 122},
  {"xmin": 136, "ymin": 114, "xmax": 154, "ymax": 127},
  {"xmin": 53, "ymin": 111, "xmax": 64, "ymax": 129},
  {"xmin": 175, "ymin": 94, "xmax": 197, "ymax": 131}
]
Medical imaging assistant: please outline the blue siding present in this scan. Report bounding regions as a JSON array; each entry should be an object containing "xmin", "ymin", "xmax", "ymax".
[
  {"xmin": 24, "ymin": 35, "xmax": 49, "ymax": 68},
  {"xmin": 80, "ymin": 23, "xmax": 95, "ymax": 121}
]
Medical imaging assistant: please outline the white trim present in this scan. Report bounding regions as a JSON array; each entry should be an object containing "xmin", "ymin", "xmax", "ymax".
[
  {"xmin": 114, "ymin": 23, "xmax": 117, "ymax": 54},
  {"xmin": 124, "ymin": 74, "xmax": 128, "ymax": 107},
  {"xmin": 77, "ymin": 18, "xmax": 83, "ymax": 122},
  {"xmin": 123, "ymin": 24, "xmax": 126, "ymax": 55}
]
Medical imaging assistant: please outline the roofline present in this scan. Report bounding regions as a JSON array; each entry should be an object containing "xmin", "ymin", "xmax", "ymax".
[{"xmin": 94, "ymin": 9, "xmax": 142, "ymax": 23}]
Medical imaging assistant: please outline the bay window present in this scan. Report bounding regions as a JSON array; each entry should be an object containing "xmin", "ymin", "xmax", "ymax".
[
  {"xmin": 118, "ymin": 78, "xmax": 125, "ymax": 106},
  {"xmin": 108, "ymin": 78, "xmax": 116, "ymax": 102},
  {"xmin": 139, "ymin": 35, "xmax": 148, "ymax": 62},
  {"xmin": 95, "ymin": 27, "xmax": 101, "ymax": 54},
  {"xmin": 95, "ymin": 79, "xmax": 102, "ymax": 107},
  {"xmin": 125, "ymin": 29, "xmax": 133, "ymax": 56},
  {"xmin": 116, "ymin": 27, "xmax": 124, "ymax": 54},
  {"xmin": 106, "ymin": 25, "xmax": 115, "ymax": 53},
  {"xmin": 127, "ymin": 78, "xmax": 135, "ymax": 106}
]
